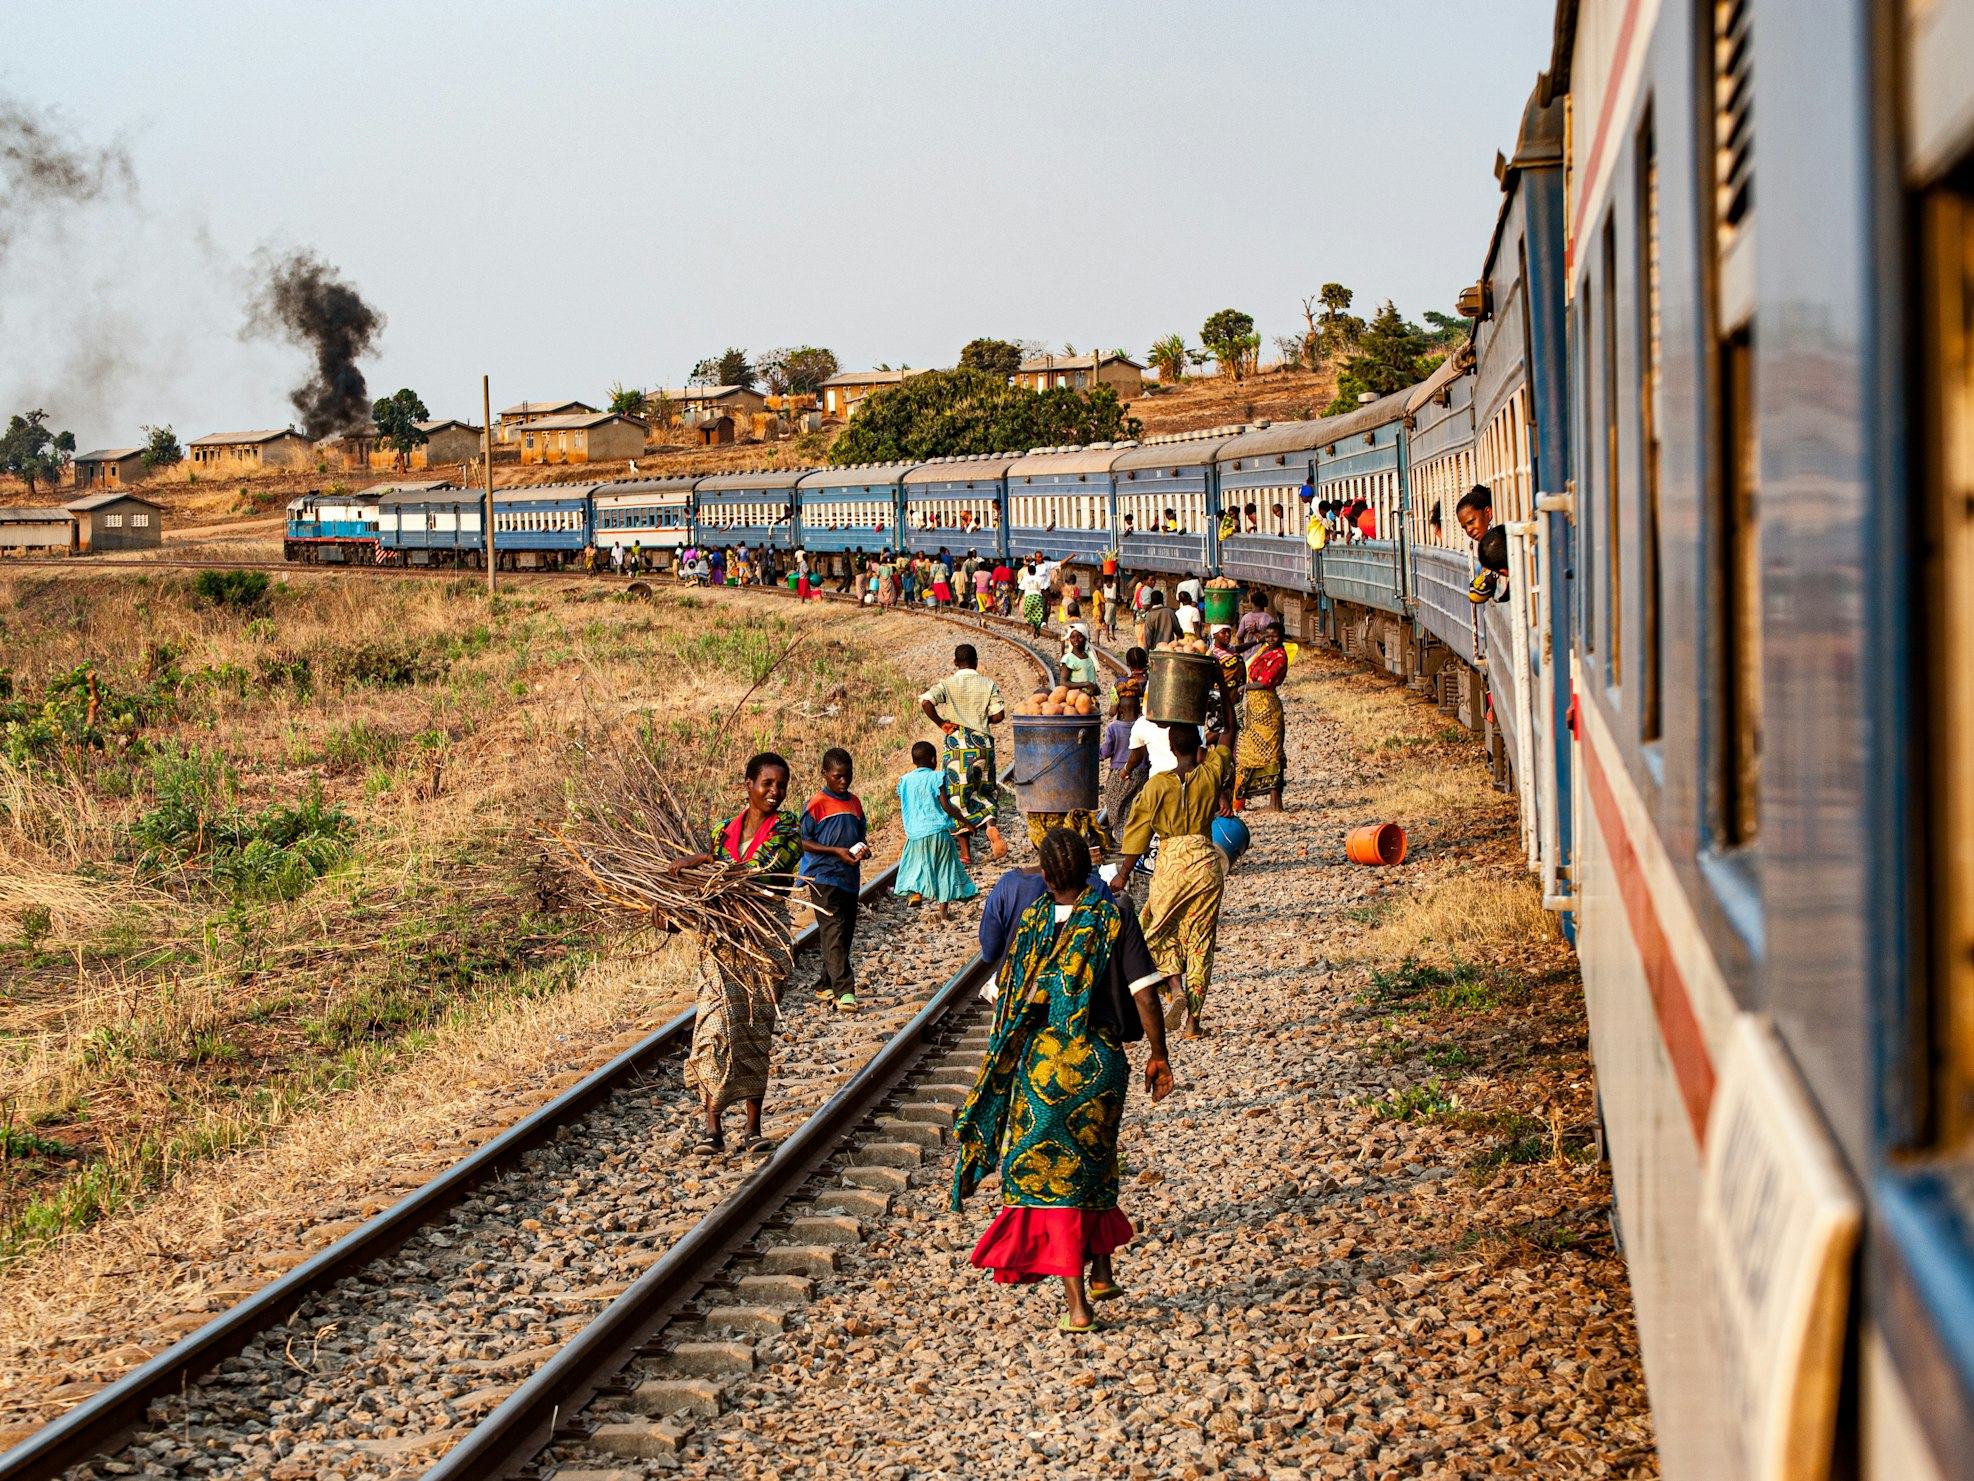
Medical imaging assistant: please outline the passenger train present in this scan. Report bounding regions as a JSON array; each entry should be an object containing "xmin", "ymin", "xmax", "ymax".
[{"xmin": 275, "ymin": 1, "xmax": 1974, "ymax": 1471}]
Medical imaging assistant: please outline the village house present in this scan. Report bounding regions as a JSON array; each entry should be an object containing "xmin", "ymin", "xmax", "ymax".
[
  {"xmin": 1015, "ymin": 352, "xmax": 1146, "ymax": 398},
  {"xmin": 650, "ymin": 385, "xmax": 767, "ymax": 427},
  {"xmin": 819, "ymin": 369, "xmax": 930, "ymax": 420},
  {"xmin": 188, "ymin": 429, "xmax": 313, "ymax": 473},
  {"xmin": 497, "ymin": 400, "xmax": 596, "ymax": 444},
  {"xmin": 0, "ymin": 506, "xmax": 77, "ymax": 556},
  {"xmin": 66, "ymin": 491, "xmax": 165, "ymax": 552},
  {"xmin": 518, "ymin": 412, "xmax": 646, "ymax": 465},
  {"xmin": 72, "ymin": 448, "xmax": 151, "ymax": 492},
  {"xmin": 318, "ymin": 419, "xmax": 485, "ymax": 472}
]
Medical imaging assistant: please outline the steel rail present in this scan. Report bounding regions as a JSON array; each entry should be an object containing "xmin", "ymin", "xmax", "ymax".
[
  {"xmin": 0, "ymin": 864, "xmax": 900, "ymax": 1481},
  {"xmin": 423, "ymin": 950, "xmax": 992, "ymax": 1481}
]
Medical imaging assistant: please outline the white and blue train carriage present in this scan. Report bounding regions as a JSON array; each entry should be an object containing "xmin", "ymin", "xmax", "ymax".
[
  {"xmin": 900, "ymin": 455, "xmax": 1015, "ymax": 561},
  {"xmin": 374, "ymin": 484, "xmax": 485, "ymax": 566},
  {"xmin": 1400, "ymin": 350, "xmax": 1484, "ymax": 674},
  {"xmin": 1003, "ymin": 445, "xmax": 1123, "ymax": 577},
  {"xmin": 1212, "ymin": 422, "xmax": 1322, "ymax": 598},
  {"xmin": 489, "ymin": 482, "xmax": 595, "ymax": 570},
  {"xmin": 694, "ymin": 469, "xmax": 802, "ymax": 552},
  {"xmin": 590, "ymin": 475, "xmax": 697, "ymax": 570},
  {"xmin": 283, "ymin": 488, "xmax": 385, "ymax": 565},
  {"xmin": 1112, "ymin": 431, "xmax": 1227, "ymax": 579},
  {"xmin": 1308, "ymin": 390, "xmax": 1412, "ymax": 647},
  {"xmin": 795, "ymin": 464, "xmax": 904, "ymax": 558}
]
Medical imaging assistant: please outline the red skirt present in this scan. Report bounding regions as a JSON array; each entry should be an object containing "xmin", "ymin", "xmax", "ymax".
[
  {"xmin": 933, "ymin": 581, "xmax": 954, "ymax": 604},
  {"xmin": 969, "ymin": 1206, "xmax": 1134, "ymax": 1284}
]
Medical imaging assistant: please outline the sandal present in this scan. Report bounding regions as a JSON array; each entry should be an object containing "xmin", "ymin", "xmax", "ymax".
[
  {"xmin": 1057, "ymin": 1313, "xmax": 1104, "ymax": 1333},
  {"xmin": 1088, "ymin": 1282, "xmax": 1125, "ymax": 1302},
  {"xmin": 691, "ymin": 1136, "xmax": 724, "ymax": 1158},
  {"xmin": 742, "ymin": 1135, "xmax": 776, "ymax": 1162}
]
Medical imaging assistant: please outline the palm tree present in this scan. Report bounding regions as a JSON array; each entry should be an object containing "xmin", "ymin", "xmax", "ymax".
[{"xmin": 1148, "ymin": 333, "xmax": 1191, "ymax": 385}]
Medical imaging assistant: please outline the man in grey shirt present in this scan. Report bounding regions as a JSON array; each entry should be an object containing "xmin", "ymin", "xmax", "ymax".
[{"xmin": 1137, "ymin": 590, "xmax": 1180, "ymax": 650}]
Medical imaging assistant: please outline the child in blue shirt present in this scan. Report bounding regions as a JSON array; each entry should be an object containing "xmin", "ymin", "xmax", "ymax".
[{"xmin": 894, "ymin": 740, "xmax": 978, "ymax": 920}]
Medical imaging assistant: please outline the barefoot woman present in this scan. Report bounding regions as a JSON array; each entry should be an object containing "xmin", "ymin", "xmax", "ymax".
[
  {"xmin": 672, "ymin": 752, "xmax": 802, "ymax": 1160},
  {"xmin": 952, "ymin": 829, "xmax": 1175, "ymax": 1332}
]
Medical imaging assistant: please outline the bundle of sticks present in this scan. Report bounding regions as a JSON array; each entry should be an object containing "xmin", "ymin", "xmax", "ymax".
[{"xmin": 545, "ymin": 743, "xmax": 797, "ymax": 980}]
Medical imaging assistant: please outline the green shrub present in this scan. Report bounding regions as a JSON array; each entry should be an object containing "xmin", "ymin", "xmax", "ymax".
[{"xmin": 193, "ymin": 569, "xmax": 271, "ymax": 607}]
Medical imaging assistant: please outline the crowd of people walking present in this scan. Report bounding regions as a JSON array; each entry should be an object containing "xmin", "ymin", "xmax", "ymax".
[{"xmin": 668, "ymin": 557, "xmax": 1297, "ymax": 1333}]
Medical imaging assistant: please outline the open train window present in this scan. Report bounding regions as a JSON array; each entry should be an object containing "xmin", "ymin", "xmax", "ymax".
[
  {"xmin": 1920, "ymin": 163, "xmax": 1974, "ymax": 1142},
  {"xmin": 1639, "ymin": 105, "xmax": 1665, "ymax": 743},
  {"xmin": 1602, "ymin": 212, "xmax": 1624, "ymax": 688}
]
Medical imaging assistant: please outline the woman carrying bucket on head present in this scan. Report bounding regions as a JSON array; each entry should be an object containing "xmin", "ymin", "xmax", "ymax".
[
  {"xmin": 1234, "ymin": 624, "xmax": 1289, "ymax": 812},
  {"xmin": 1101, "ymin": 700, "xmax": 1237, "ymax": 1039}
]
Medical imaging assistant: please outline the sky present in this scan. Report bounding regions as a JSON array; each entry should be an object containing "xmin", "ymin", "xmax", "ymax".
[{"xmin": 1, "ymin": 1, "xmax": 1557, "ymax": 448}]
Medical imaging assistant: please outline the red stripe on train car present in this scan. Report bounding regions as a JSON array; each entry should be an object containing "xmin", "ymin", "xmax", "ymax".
[{"xmin": 1582, "ymin": 735, "xmax": 1717, "ymax": 1145}]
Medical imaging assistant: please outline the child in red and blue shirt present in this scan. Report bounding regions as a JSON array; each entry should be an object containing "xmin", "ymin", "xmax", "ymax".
[{"xmin": 799, "ymin": 748, "xmax": 867, "ymax": 1012}]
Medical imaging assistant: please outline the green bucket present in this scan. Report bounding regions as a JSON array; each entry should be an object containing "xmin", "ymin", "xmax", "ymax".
[{"xmin": 1203, "ymin": 587, "xmax": 1240, "ymax": 626}]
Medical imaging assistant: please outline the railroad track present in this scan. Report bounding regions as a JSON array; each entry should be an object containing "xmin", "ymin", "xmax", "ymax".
[{"xmin": 0, "ymin": 612, "xmax": 1072, "ymax": 1481}]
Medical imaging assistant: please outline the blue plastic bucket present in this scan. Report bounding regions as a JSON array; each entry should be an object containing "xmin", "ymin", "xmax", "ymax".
[{"xmin": 1005, "ymin": 714, "xmax": 1101, "ymax": 814}]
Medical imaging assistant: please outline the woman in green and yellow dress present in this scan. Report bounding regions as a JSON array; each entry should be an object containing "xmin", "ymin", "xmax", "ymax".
[
  {"xmin": 1235, "ymin": 624, "xmax": 1289, "ymax": 810},
  {"xmin": 1104, "ymin": 709, "xmax": 1237, "ymax": 1039},
  {"xmin": 952, "ymin": 829, "xmax": 1175, "ymax": 1332}
]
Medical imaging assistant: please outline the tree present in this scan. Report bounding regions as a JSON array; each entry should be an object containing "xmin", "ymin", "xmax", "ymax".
[
  {"xmin": 371, "ymin": 388, "xmax": 431, "ymax": 469},
  {"xmin": 758, "ymin": 346, "xmax": 840, "ymax": 397},
  {"xmin": 1147, "ymin": 333, "xmax": 1192, "ymax": 384},
  {"xmin": 1272, "ymin": 334, "xmax": 1309, "ymax": 372},
  {"xmin": 826, "ymin": 369, "xmax": 1142, "ymax": 465},
  {"xmin": 607, "ymin": 382, "xmax": 648, "ymax": 417},
  {"xmin": 1422, "ymin": 309, "xmax": 1474, "ymax": 350},
  {"xmin": 1200, "ymin": 309, "xmax": 1259, "ymax": 381},
  {"xmin": 958, "ymin": 338, "xmax": 1022, "ymax": 379},
  {"xmin": 1325, "ymin": 301, "xmax": 1436, "ymax": 413},
  {"xmin": 140, "ymin": 423, "xmax": 183, "ymax": 470},
  {"xmin": 1310, "ymin": 283, "xmax": 1365, "ymax": 366},
  {"xmin": 690, "ymin": 348, "xmax": 756, "ymax": 391},
  {"xmin": 0, "ymin": 409, "xmax": 76, "ymax": 496}
]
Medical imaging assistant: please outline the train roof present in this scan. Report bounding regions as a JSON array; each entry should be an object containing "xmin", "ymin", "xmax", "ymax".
[
  {"xmin": 1007, "ymin": 445, "xmax": 1132, "ymax": 479},
  {"xmin": 799, "ymin": 462, "xmax": 916, "ymax": 490},
  {"xmin": 494, "ymin": 483, "xmax": 601, "ymax": 502},
  {"xmin": 1213, "ymin": 391, "xmax": 1410, "ymax": 466},
  {"xmin": 696, "ymin": 468, "xmax": 813, "ymax": 493},
  {"xmin": 1112, "ymin": 428, "xmax": 1247, "ymax": 472},
  {"xmin": 900, "ymin": 453, "xmax": 1025, "ymax": 486},
  {"xmin": 1403, "ymin": 346, "xmax": 1476, "ymax": 414},
  {"xmin": 592, "ymin": 476, "xmax": 702, "ymax": 501}
]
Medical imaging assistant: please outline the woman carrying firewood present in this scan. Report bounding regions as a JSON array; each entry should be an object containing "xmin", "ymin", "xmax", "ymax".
[{"xmin": 667, "ymin": 752, "xmax": 803, "ymax": 1160}]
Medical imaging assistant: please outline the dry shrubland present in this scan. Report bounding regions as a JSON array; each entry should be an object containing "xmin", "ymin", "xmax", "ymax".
[{"xmin": 0, "ymin": 570, "xmax": 921, "ymax": 1267}]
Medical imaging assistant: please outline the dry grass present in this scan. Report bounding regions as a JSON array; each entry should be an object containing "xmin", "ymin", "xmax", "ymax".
[
  {"xmin": 0, "ymin": 570, "xmax": 929, "ymax": 1266},
  {"xmin": 1130, "ymin": 364, "xmax": 1341, "ymax": 437}
]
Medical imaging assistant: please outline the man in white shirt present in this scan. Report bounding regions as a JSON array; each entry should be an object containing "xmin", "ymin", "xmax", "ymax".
[
  {"xmin": 1175, "ymin": 595, "xmax": 1202, "ymax": 637},
  {"xmin": 1176, "ymin": 571, "xmax": 1203, "ymax": 607},
  {"xmin": 1126, "ymin": 712, "xmax": 1178, "ymax": 776}
]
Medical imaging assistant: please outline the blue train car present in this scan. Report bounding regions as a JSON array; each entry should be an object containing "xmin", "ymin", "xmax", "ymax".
[
  {"xmin": 283, "ymin": 489, "xmax": 383, "ymax": 565},
  {"xmin": 1401, "ymin": 352, "xmax": 1482, "ymax": 667},
  {"xmin": 900, "ymin": 455, "xmax": 1013, "ymax": 561},
  {"xmin": 796, "ymin": 464, "xmax": 905, "ymax": 556},
  {"xmin": 1213, "ymin": 424, "xmax": 1319, "ymax": 597},
  {"xmin": 1310, "ymin": 390, "xmax": 1410, "ymax": 621},
  {"xmin": 374, "ymin": 485, "xmax": 486, "ymax": 566},
  {"xmin": 490, "ymin": 483, "xmax": 594, "ymax": 569},
  {"xmin": 1111, "ymin": 433, "xmax": 1223, "ymax": 578},
  {"xmin": 592, "ymin": 476, "xmax": 698, "ymax": 567},
  {"xmin": 1003, "ymin": 446, "xmax": 1120, "ymax": 576},
  {"xmin": 694, "ymin": 470, "xmax": 801, "ymax": 552}
]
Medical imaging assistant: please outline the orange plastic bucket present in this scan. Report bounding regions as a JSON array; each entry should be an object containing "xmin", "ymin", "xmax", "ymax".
[{"xmin": 1345, "ymin": 822, "xmax": 1407, "ymax": 866}]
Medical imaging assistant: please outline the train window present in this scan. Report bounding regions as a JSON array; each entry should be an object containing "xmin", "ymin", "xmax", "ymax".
[
  {"xmin": 1911, "ymin": 165, "xmax": 1974, "ymax": 1141},
  {"xmin": 1578, "ymin": 295, "xmax": 1597, "ymax": 656},
  {"xmin": 1716, "ymin": 326, "xmax": 1762, "ymax": 847},
  {"xmin": 1602, "ymin": 213, "xmax": 1624, "ymax": 687},
  {"xmin": 1639, "ymin": 108, "xmax": 1665, "ymax": 742}
]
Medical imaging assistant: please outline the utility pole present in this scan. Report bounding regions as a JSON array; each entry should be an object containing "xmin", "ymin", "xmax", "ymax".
[{"xmin": 481, "ymin": 376, "xmax": 496, "ymax": 595}]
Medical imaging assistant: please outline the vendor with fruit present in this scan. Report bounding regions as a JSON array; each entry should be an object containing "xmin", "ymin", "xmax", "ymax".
[
  {"xmin": 1010, "ymin": 677, "xmax": 1108, "ymax": 853},
  {"xmin": 919, "ymin": 643, "xmax": 1008, "ymax": 863}
]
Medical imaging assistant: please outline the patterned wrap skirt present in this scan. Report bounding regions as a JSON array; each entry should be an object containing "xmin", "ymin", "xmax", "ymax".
[
  {"xmin": 968, "ymin": 1001, "xmax": 1134, "ymax": 1283},
  {"xmin": 682, "ymin": 907, "xmax": 792, "ymax": 1113},
  {"xmin": 942, "ymin": 727, "xmax": 1000, "ymax": 830},
  {"xmin": 1023, "ymin": 809, "xmax": 1112, "ymax": 853},
  {"xmin": 1021, "ymin": 592, "xmax": 1047, "ymax": 630},
  {"xmin": 1100, "ymin": 761, "xmax": 1149, "ymax": 844},
  {"xmin": 1138, "ymin": 833, "xmax": 1226, "ymax": 1017},
  {"xmin": 1236, "ymin": 687, "xmax": 1286, "ymax": 799}
]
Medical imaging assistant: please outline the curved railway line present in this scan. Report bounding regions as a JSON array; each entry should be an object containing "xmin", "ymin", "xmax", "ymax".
[{"xmin": 0, "ymin": 593, "xmax": 1120, "ymax": 1481}]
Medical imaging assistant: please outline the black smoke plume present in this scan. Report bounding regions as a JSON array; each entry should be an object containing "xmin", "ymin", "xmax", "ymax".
[
  {"xmin": 0, "ymin": 96, "xmax": 134, "ymax": 264},
  {"xmin": 244, "ymin": 247, "xmax": 386, "ymax": 438}
]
